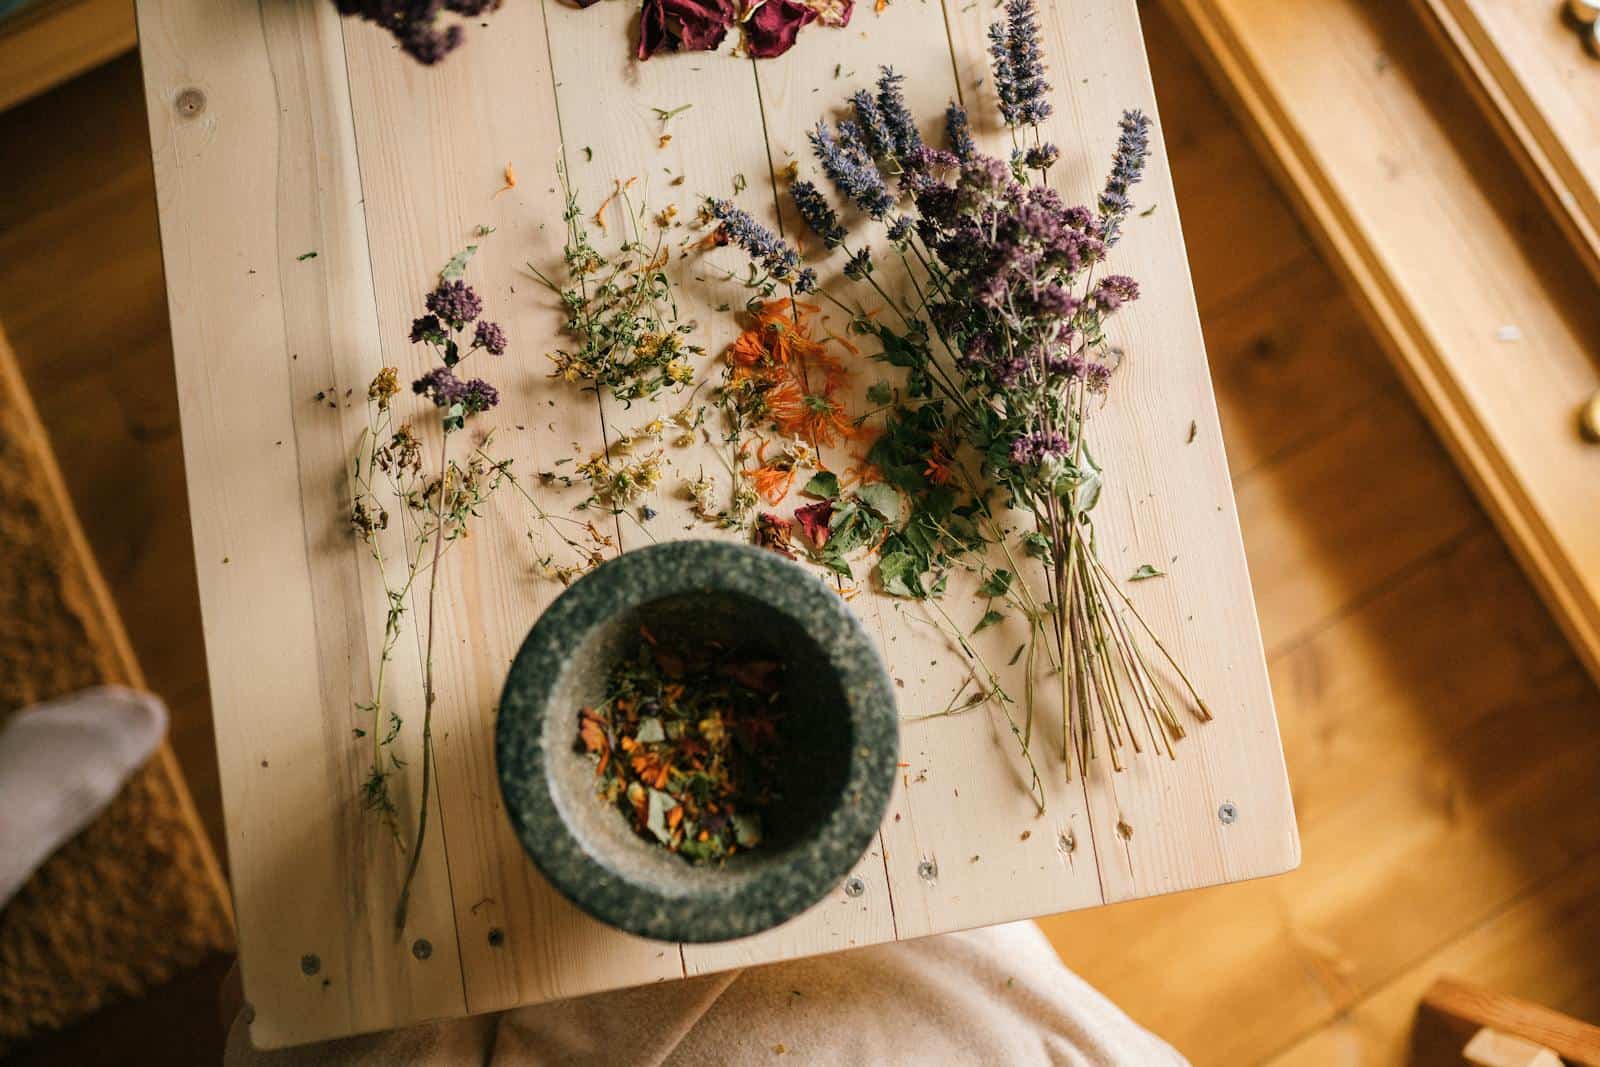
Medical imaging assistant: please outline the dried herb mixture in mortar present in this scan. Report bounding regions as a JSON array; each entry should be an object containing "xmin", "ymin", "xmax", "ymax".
[{"xmin": 577, "ymin": 628, "xmax": 784, "ymax": 863}]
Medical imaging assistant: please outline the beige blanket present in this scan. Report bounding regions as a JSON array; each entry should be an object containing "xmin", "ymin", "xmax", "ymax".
[{"xmin": 227, "ymin": 922, "xmax": 1188, "ymax": 1066}]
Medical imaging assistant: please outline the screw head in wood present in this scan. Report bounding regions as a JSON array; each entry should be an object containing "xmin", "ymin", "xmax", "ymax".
[
  {"xmin": 174, "ymin": 87, "xmax": 206, "ymax": 118},
  {"xmin": 487, "ymin": 928, "xmax": 505, "ymax": 948},
  {"xmin": 299, "ymin": 954, "xmax": 320, "ymax": 976},
  {"xmin": 917, "ymin": 859, "xmax": 938, "ymax": 883},
  {"xmin": 1218, "ymin": 802, "xmax": 1238, "ymax": 825},
  {"xmin": 411, "ymin": 938, "xmax": 433, "ymax": 961},
  {"xmin": 844, "ymin": 876, "xmax": 866, "ymax": 898}
]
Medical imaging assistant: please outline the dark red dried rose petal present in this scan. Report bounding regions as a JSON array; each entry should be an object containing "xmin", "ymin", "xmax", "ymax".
[
  {"xmin": 638, "ymin": 0, "xmax": 738, "ymax": 59},
  {"xmin": 794, "ymin": 499, "xmax": 834, "ymax": 548},
  {"xmin": 743, "ymin": 0, "xmax": 817, "ymax": 59}
]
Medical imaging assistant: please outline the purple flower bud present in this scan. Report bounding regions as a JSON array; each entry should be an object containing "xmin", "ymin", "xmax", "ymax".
[
  {"xmin": 410, "ymin": 314, "xmax": 445, "ymax": 345},
  {"xmin": 473, "ymin": 319, "xmax": 508, "ymax": 355},
  {"xmin": 1092, "ymin": 274, "xmax": 1140, "ymax": 312}
]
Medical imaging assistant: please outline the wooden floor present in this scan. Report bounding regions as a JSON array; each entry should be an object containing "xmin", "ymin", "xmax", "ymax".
[{"xmin": 1, "ymin": 5, "xmax": 1597, "ymax": 1063}]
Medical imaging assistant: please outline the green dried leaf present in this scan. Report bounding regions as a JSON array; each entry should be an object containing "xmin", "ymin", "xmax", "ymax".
[
  {"xmin": 440, "ymin": 244, "xmax": 478, "ymax": 281},
  {"xmin": 297, "ymin": 251, "xmax": 318, "ymax": 261},
  {"xmin": 866, "ymin": 381, "xmax": 892, "ymax": 405},
  {"xmin": 802, "ymin": 471, "xmax": 841, "ymax": 500},
  {"xmin": 857, "ymin": 482, "xmax": 903, "ymax": 525},
  {"xmin": 979, "ymin": 569, "xmax": 1013, "ymax": 599},
  {"xmin": 973, "ymin": 609, "xmax": 1004, "ymax": 634},
  {"xmin": 1129, "ymin": 564, "xmax": 1165, "ymax": 582},
  {"xmin": 877, "ymin": 549, "xmax": 924, "ymax": 599}
]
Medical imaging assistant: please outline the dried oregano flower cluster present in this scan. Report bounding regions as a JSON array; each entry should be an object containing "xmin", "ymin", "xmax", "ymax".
[{"xmin": 333, "ymin": 0, "xmax": 501, "ymax": 65}]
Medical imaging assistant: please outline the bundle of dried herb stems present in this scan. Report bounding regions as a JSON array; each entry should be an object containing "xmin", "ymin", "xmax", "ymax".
[{"xmin": 712, "ymin": 0, "xmax": 1212, "ymax": 809}]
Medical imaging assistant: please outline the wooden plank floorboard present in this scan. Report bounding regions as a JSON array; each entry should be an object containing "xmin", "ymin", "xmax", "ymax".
[{"xmin": 1, "ymin": 5, "xmax": 1595, "ymax": 1062}]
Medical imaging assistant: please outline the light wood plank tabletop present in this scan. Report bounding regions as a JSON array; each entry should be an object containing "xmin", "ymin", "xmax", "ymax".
[{"xmin": 133, "ymin": 0, "xmax": 1297, "ymax": 1048}]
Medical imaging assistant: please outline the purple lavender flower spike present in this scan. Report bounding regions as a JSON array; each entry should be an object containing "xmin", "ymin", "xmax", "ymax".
[
  {"xmin": 988, "ymin": 21, "xmax": 1019, "ymax": 126},
  {"xmin": 791, "ymin": 180, "xmax": 847, "ymax": 250},
  {"xmin": 850, "ymin": 89, "xmax": 895, "ymax": 159},
  {"xmin": 944, "ymin": 104, "xmax": 977, "ymax": 161},
  {"xmin": 709, "ymin": 198, "xmax": 804, "ymax": 283},
  {"xmin": 990, "ymin": 0, "xmax": 1052, "ymax": 128},
  {"xmin": 808, "ymin": 122, "xmax": 894, "ymax": 218},
  {"xmin": 876, "ymin": 68, "xmax": 923, "ymax": 161},
  {"xmin": 1099, "ymin": 109, "xmax": 1152, "ymax": 246}
]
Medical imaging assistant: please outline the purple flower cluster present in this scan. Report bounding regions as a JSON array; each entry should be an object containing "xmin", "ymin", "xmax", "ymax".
[
  {"xmin": 403, "ymin": 268, "xmax": 507, "ymax": 430},
  {"xmin": 333, "ymin": 0, "xmax": 497, "ymax": 65},
  {"xmin": 412, "ymin": 366, "xmax": 500, "ymax": 415},
  {"xmin": 708, "ymin": 198, "xmax": 815, "ymax": 293},
  {"xmin": 410, "ymin": 314, "xmax": 445, "ymax": 345},
  {"xmin": 473, "ymin": 319, "xmax": 508, "ymax": 356},
  {"xmin": 1009, "ymin": 429, "xmax": 1071, "ymax": 466},
  {"xmin": 915, "ymin": 157, "xmax": 1110, "ymax": 387},
  {"xmin": 1091, "ymin": 275, "xmax": 1140, "ymax": 312},
  {"xmin": 1099, "ymin": 110, "xmax": 1152, "ymax": 246},
  {"xmin": 1023, "ymin": 143, "xmax": 1059, "ymax": 172},
  {"xmin": 425, "ymin": 280, "xmax": 484, "ymax": 330},
  {"xmin": 989, "ymin": 0, "xmax": 1052, "ymax": 128}
]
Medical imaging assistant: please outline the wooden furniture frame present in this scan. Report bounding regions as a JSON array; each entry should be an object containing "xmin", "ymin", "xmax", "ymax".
[
  {"xmin": 0, "ymin": 0, "xmax": 135, "ymax": 112},
  {"xmin": 1162, "ymin": 0, "xmax": 1600, "ymax": 692}
]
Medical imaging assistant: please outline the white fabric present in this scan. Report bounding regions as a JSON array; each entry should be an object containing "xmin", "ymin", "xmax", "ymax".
[
  {"xmin": 228, "ymin": 922, "xmax": 1189, "ymax": 1066},
  {"xmin": 0, "ymin": 686, "xmax": 167, "ymax": 907}
]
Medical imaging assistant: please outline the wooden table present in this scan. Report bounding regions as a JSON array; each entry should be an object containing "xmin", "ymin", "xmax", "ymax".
[{"xmin": 133, "ymin": 0, "xmax": 1298, "ymax": 1049}]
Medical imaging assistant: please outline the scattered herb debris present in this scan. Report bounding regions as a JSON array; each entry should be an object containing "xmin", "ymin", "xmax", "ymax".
[
  {"xmin": 1128, "ymin": 564, "xmax": 1164, "ymax": 582},
  {"xmin": 297, "ymin": 251, "xmax": 318, "ymax": 261},
  {"xmin": 578, "ymin": 630, "xmax": 785, "ymax": 864},
  {"xmin": 653, "ymin": 103, "xmax": 694, "ymax": 124}
]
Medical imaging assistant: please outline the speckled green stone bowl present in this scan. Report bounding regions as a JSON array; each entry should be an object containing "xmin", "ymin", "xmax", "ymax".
[{"xmin": 495, "ymin": 540, "xmax": 898, "ymax": 944}]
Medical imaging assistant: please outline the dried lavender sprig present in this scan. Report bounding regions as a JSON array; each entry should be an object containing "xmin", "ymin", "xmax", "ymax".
[
  {"xmin": 989, "ymin": 0, "xmax": 1052, "ymax": 128},
  {"xmin": 1098, "ymin": 109, "xmax": 1152, "ymax": 246},
  {"xmin": 876, "ymin": 68, "xmax": 924, "ymax": 161},
  {"xmin": 987, "ymin": 21, "xmax": 1019, "ymax": 126},
  {"xmin": 1006, "ymin": 0, "xmax": 1053, "ymax": 126},
  {"xmin": 850, "ymin": 89, "xmax": 896, "ymax": 160},
  {"xmin": 791, "ymin": 180, "xmax": 847, "ymax": 250},
  {"xmin": 945, "ymin": 103, "xmax": 977, "ymax": 161},
  {"xmin": 708, "ymin": 198, "xmax": 817, "ymax": 293},
  {"xmin": 809, "ymin": 122, "xmax": 894, "ymax": 218}
]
